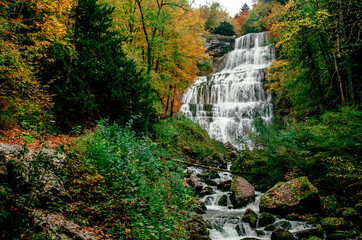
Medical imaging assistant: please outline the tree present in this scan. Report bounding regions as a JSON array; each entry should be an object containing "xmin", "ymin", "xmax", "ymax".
[
  {"xmin": 199, "ymin": 2, "xmax": 229, "ymax": 31},
  {"xmin": 212, "ymin": 21, "xmax": 235, "ymax": 36},
  {"xmin": 266, "ymin": 0, "xmax": 361, "ymax": 116},
  {"xmin": 103, "ymin": 0, "xmax": 205, "ymax": 117}
]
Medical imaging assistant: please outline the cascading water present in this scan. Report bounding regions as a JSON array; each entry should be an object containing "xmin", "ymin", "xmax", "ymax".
[
  {"xmin": 180, "ymin": 32, "xmax": 275, "ymax": 148},
  {"xmin": 186, "ymin": 166, "xmax": 320, "ymax": 240}
]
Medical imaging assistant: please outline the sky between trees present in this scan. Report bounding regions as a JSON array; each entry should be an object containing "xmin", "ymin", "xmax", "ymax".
[{"xmin": 191, "ymin": 0, "xmax": 254, "ymax": 16}]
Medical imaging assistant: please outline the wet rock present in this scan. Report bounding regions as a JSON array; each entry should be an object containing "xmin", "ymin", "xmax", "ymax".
[
  {"xmin": 265, "ymin": 224, "xmax": 275, "ymax": 231},
  {"xmin": 217, "ymin": 180, "xmax": 232, "ymax": 191},
  {"xmin": 259, "ymin": 177, "xmax": 321, "ymax": 216},
  {"xmin": 295, "ymin": 228, "xmax": 324, "ymax": 239},
  {"xmin": 271, "ymin": 228, "xmax": 295, "ymax": 240},
  {"xmin": 274, "ymin": 220, "xmax": 292, "ymax": 230},
  {"xmin": 259, "ymin": 212, "xmax": 276, "ymax": 227},
  {"xmin": 242, "ymin": 208, "xmax": 258, "ymax": 228},
  {"xmin": 230, "ymin": 176, "xmax": 255, "ymax": 208},
  {"xmin": 256, "ymin": 230, "xmax": 266, "ymax": 236},
  {"xmin": 199, "ymin": 187, "xmax": 214, "ymax": 197},
  {"xmin": 217, "ymin": 195, "xmax": 228, "ymax": 206},
  {"xmin": 203, "ymin": 178, "xmax": 218, "ymax": 186},
  {"xmin": 187, "ymin": 176, "xmax": 203, "ymax": 193}
]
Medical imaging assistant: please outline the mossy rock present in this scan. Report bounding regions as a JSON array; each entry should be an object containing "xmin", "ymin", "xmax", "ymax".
[
  {"xmin": 265, "ymin": 224, "xmax": 275, "ymax": 231},
  {"xmin": 274, "ymin": 220, "xmax": 292, "ymax": 230},
  {"xmin": 217, "ymin": 195, "xmax": 228, "ymax": 206},
  {"xmin": 259, "ymin": 212, "xmax": 276, "ymax": 227},
  {"xmin": 230, "ymin": 176, "xmax": 255, "ymax": 208},
  {"xmin": 199, "ymin": 187, "xmax": 214, "ymax": 197},
  {"xmin": 354, "ymin": 202, "xmax": 362, "ymax": 214},
  {"xmin": 307, "ymin": 237, "xmax": 323, "ymax": 240},
  {"xmin": 295, "ymin": 228, "xmax": 324, "ymax": 239},
  {"xmin": 242, "ymin": 208, "xmax": 258, "ymax": 228},
  {"xmin": 341, "ymin": 207, "xmax": 360, "ymax": 222},
  {"xmin": 321, "ymin": 217, "xmax": 349, "ymax": 233},
  {"xmin": 217, "ymin": 180, "xmax": 232, "ymax": 192},
  {"xmin": 320, "ymin": 195, "xmax": 340, "ymax": 216},
  {"xmin": 325, "ymin": 232, "xmax": 348, "ymax": 240},
  {"xmin": 259, "ymin": 177, "xmax": 321, "ymax": 216},
  {"xmin": 271, "ymin": 228, "xmax": 295, "ymax": 240}
]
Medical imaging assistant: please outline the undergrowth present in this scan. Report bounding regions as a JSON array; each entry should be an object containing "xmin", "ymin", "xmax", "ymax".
[
  {"xmin": 233, "ymin": 107, "xmax": 362, "ymax": 205},
  {"xmin": 65, "ymin": 120, "xmax": 198, "ymax": 239},
  {"xmin": 152, "ymin": 117, "xmax": 226, "ymax": 164}
]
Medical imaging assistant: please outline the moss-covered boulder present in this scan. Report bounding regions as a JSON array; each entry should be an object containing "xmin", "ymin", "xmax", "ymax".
[
  {"xmin": 259, "ymin": 212, "xmax": 276, "ymax": 227},
  {"xmin": 217, "ymin": 180, "xmax": 232, "ymax": 192},
  {"xmin": 271, "ymin": 228, "xmax": 295, "ymax": 240},
  {"xmin": 187, "ymin": 213, "xmax": 211, "ymax": 240},
  {"xmin": 199, "ymin": 187, "xmax": 214, "ymax": 197},
  {"xmin": 321, "ymin": 217, "xmax": 349, "ymax": 233},
  {"xmin": 295, "ymin": 228, "xmax": 324, "ymax": 239},
  {"xmin": 259, "ymin": 177, "xmax": 321, "ymax": 215},
  {"xmin": 217, "ymin": 195, "xmax": 228, "ymax": 206},
  {"xmin": 230, "ymin": 176, "xmax": 255, "ymax": 208},
  {"xmin": 242, "ymin": 208, "xmax": 258, "ymax": 228}
]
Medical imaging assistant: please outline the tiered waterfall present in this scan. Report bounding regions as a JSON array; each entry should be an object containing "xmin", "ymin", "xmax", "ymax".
[{"xmin": 180, "ymin": 32, "xmax": 275, "ymax": 148}]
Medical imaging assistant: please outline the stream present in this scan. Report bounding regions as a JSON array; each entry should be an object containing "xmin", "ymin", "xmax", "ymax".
[{"xmin": 187, "ymin": 166, "xmax": 319, "ymax": 240}]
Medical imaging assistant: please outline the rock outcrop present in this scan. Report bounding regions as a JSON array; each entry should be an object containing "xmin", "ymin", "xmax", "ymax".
[
  {"xmin": 205, "ymin": 35, "xmax": 235, "ymax": 57},
  {"xmin": 259, "ymin": 177, "xmax": 321, "ymax": 215},
  {"xmin": 230, "ymin": 176, "xmax": 255, "ymax": 208}
]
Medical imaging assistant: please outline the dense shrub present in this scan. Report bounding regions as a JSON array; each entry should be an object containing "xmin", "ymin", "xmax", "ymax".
[
  {"xmin": 152, "ymin": 117, "xmax": 227, "ymax": 164},
  {"xmin": 66, "ymin": 121, "xmax": 197, "ymax": 239},
  {"xmin": 233, "ymin": 107, "xmax": 362, "ymax": 204}
]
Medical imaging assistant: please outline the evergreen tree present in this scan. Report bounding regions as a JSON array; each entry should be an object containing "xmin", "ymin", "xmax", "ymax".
[
  {"xmin": 41, "ymin": 0, "xmax": 153, "ymax": 131},
  {"xmin": 212, "ymin": 21, "xmax": 235, "ymax": 36}
]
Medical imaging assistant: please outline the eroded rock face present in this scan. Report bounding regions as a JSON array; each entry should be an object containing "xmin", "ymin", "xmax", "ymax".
[
  {"xmin": 230, "ymin": 176, "xmax": 255, "ymax": 208},
  {"xmin": 259, "ymin": 177, "xmax": 321, "ymax": 215},
  {"xmin": 205, "ymin": 35, "xmax": 235, "ymax": 57},
  {"xmin": 0, "ymin": 143, "xmax": 67, "ymax": 203},
  {"xmin": 33, "ymin": 210, "xmax": 101, "ymax": 239}
]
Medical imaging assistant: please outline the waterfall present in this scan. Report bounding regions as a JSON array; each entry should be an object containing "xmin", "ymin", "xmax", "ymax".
[{"xmin": 180, "ymin": 32, "xmax": 275, "ymax": 148}]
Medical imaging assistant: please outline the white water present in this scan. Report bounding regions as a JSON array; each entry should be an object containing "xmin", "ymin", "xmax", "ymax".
[
  {"xmin": 187, "ymin": 167, "xmax": 318, "ymax": 240},
  {"xmin": 180, "ymin": 32, "xmax": 275, "ymax": 149}
]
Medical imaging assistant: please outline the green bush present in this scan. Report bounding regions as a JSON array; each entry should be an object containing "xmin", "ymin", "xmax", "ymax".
[
  {"xmin": 152, "ymin": 117, "xmax": 227, "ymax": 164},
  {"xmin": 68, "ymin": 120, "xmax": 197, "ymax": 239},
  {"xmin": 234, "ymin": 107, "xmax": 362, "ymax": 203}
]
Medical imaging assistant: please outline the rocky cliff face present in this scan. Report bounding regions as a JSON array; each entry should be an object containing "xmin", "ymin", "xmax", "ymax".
[{"xmin": 205, "ymin": 35, "xmax": 235, "ymax": 57}]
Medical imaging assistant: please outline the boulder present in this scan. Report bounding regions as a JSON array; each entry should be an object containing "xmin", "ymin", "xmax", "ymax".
[
  {"xmin": 259, "ymin": 177, "xmax": 321, "ymax": 215},
  {"xmin": 187, "ymin": 176, "xmax": 203, "ymax": 193},
  {"xmin": 217, "ymin": 195, "xmax": 228, "ymax": 206},
  {"xmin": 199, "ymin": 187, "xmax": 214, "ymax": 197},
  {"xmin": 0, "ymin": 143, "xmax": 67, "ymax": 203},
  {"xmin": 217, "ymin": 180, "xmax": 232, "ymax": 192},
  {"xmin": 294, "ymin": 228, "xmax": 324, "ymax": 239},
  {"xmin": 321, "ymin": 217, "xmax": 349, "ymax": 233},
  {"xmin": 229, "ymin": 176, "xmax": 255, "ymax": 208},
  {"xmin": 242, "ymin": 208, "xmax": 258, "ymax": 228},
  {"xmin": 259, "ymin": 212, "xmax": 276, "ymax": 227},
  {"xmin": 271, "ymin": 228, "xmax": 295, "ymax": 240},
  {"xmin": 274, "ymin": 220, "xmax": 292, "ymax": 230}
]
